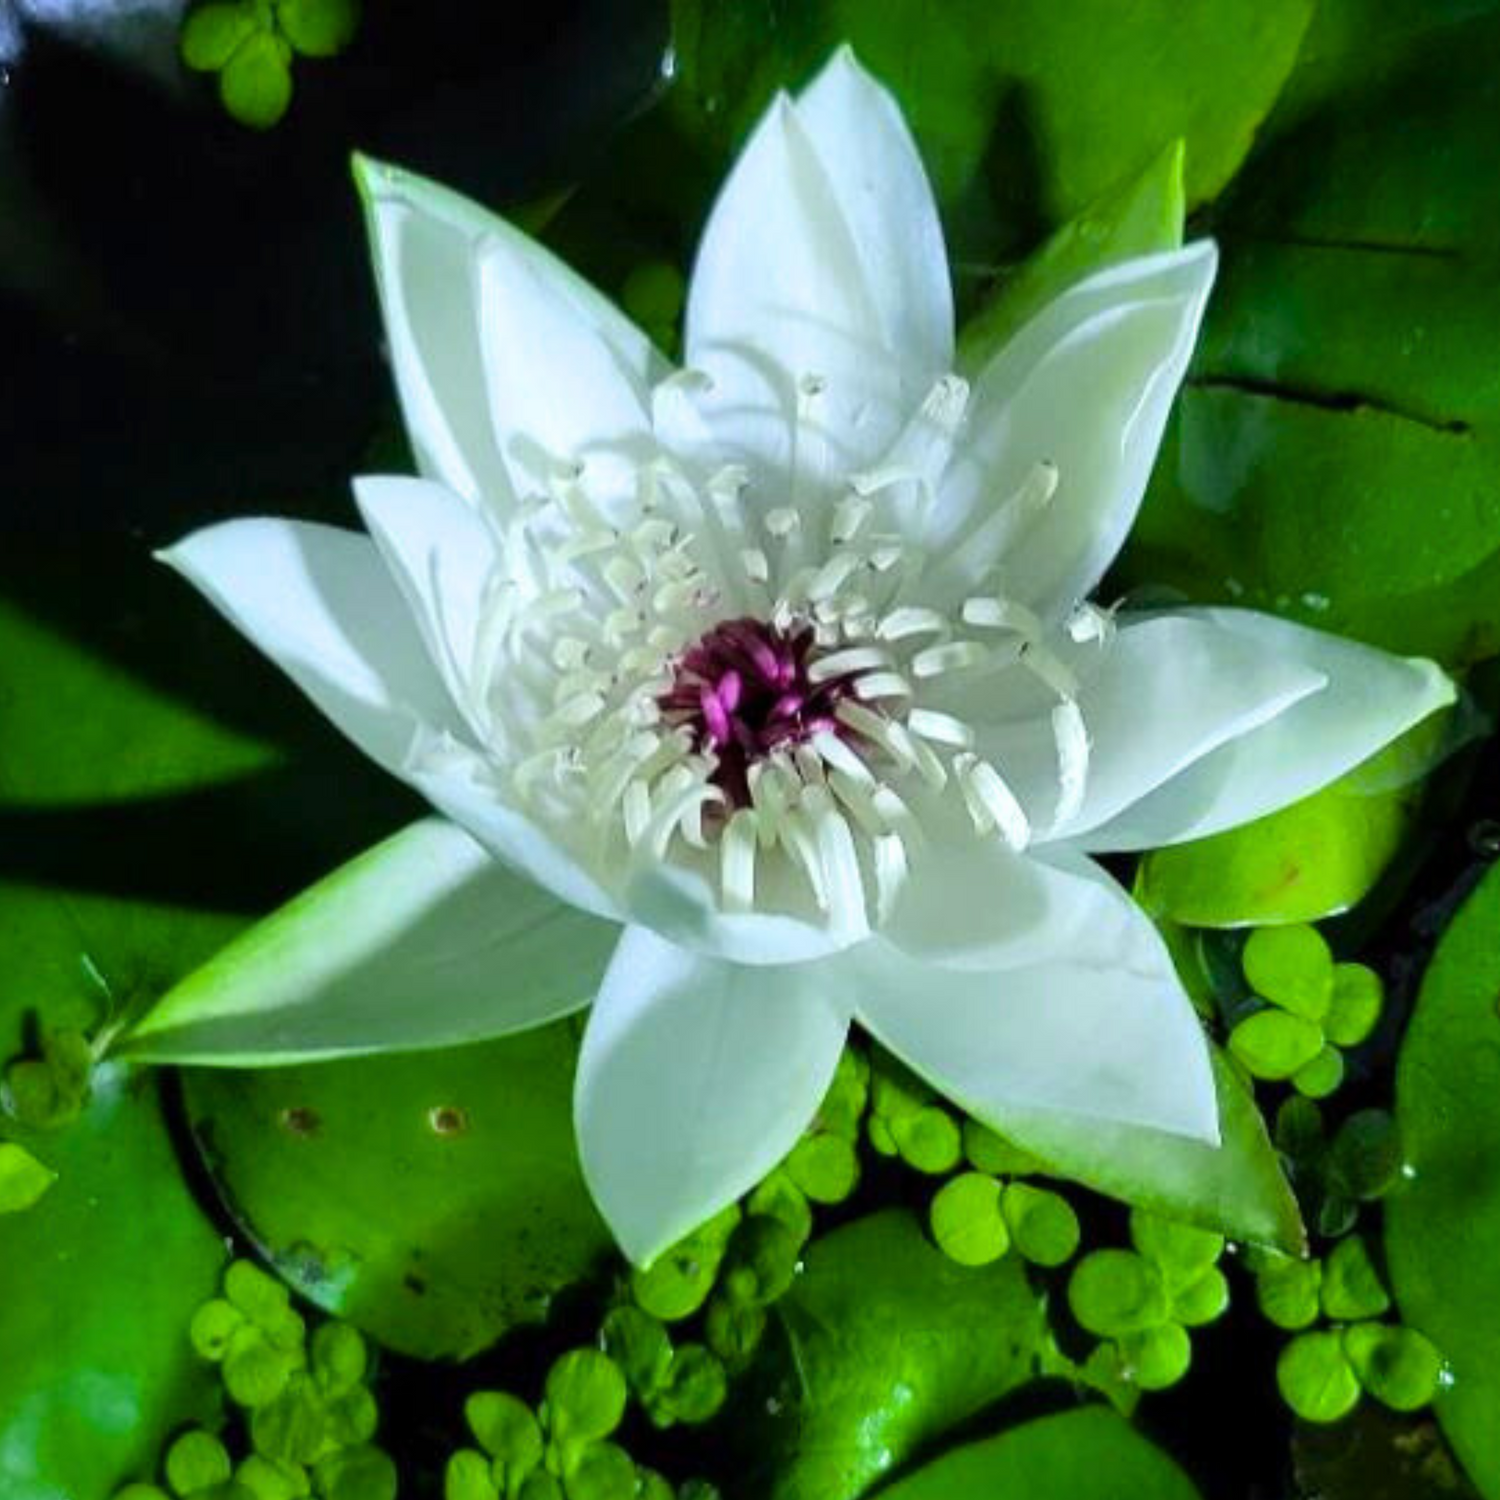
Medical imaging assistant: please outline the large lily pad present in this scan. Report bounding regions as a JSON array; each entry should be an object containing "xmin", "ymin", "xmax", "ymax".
[
  {"xmin": 875, "ymin": 1406, "xmax": 1202, "ymax": 1500},
  {"xmin": 1386, "ymin": 860, "xmax": 1500, "ymax": 1497},
  {"xmin": 1121, "ymin": 9, "xmax": 1500, "ymax": 668},
  {"xmin": 181, "ymin": 1019, "xmax": 614, "ymax": 1361},
  {"xmin": 722, "ymin": 1209, "xmax": 1045, "ymax": 1500},
  {"xmin": 666, "ymin": 0, "xmax": 1310, "ymax": 269}
]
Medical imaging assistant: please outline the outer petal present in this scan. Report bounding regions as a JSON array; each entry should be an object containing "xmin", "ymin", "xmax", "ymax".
[
  {"xmin": 683, "ymin": 59, "xmax": 950, "ymax": 500},
  {"xmin": 576, "ymin": 925, "xmax": 851, "ymax": 1265},
  {"xmin": 159, "ymin": 517, "xmax": 464, "ymax": 773},
  {"xmin": 353, "ymin": 474, "xmax": 501, "ymax": 738},
  {"xmin": 354, "ymin": 155, "xmax": 665, "ymax": 510},
  {"xmin": 124, "ymin": 819, "xmax": 617, "ymax": 1064},
  {"xmin": 975, "ymin": 613, "xmax": 1327, "ymax": 844},
  {"xmin": 1081, "ymin": 608, "xmax": 1458, "ymax": 852},
  {"xmin": 882, "ymin": 836, "xmax": 1159, "ymax": 973},
  {"xmin": 475, "ymin": 225, "xmax": 658, "ymax": 516},
  {"xmin": 850, "ymin": 897, "xmax": 1219, "ymax": 1143},
  {"xmin": 929, "ymin": 244, "xmax": 1217, "ymax": 617}
]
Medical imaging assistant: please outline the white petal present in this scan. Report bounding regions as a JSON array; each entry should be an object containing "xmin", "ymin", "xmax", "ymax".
[
  {"xmin": 355, "ymin": 155, "xmax": 664, "ymax": 510},
  {"xmin": 623, "ymin": 857, "xmax": 867, "ymax": 967},
  {"xmin": 795, "ymin": 47, "xmax": 952, "ymax": 386},
  {"xmin": 576, "ymin": 925, "xmax": 850, "ymax": 1265},
  {"xmin": 159, "ymin": 517, "xmax": 463, "ymax": 774},
  {"xmin": 978, "ymin": 613, "xmax": 1327, "ymax": 843},
  {"xmin": 125, "ymin": 819, "xmax": 616, "ymax": 1064},
  {"xmin": 353, "ymin": 474, "xmax": 501, "ymax": 738},
  {"xmin": 683, "ymin": 71, "xmax": 949, "ymax": 497},
  {"xmin": 406, "ymin": 745, "xmax": 623, "ymax": 923},
  {"xmin": 930, "ymin": 244, "xmax": 1216, "ymax": 616},
  {"xmin": 1081, "ymin": 607, "xmax": 1458, "ymax": 852},
  {"xmin": 882, "ymin": 834, "xmax": 1154, "ymax": 972},
  {"xmin": 850, "ymin": 907, "xmax": 1219, "ymax": 1143},
  {"xmin": 475, "ymin": 226, "xmax": 657, "ymax": 514}
]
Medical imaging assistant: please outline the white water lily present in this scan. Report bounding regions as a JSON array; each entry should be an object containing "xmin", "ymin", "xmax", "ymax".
[{"xmin": 140, "ymin": 49, "xmax": 1453, "ymax": 1265}]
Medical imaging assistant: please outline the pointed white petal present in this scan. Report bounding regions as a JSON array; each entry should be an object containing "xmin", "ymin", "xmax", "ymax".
[
  {"xmin": 355, "ymin": 155, "xmax": 665, "ymax": 510},
  {"xmin": 159, "ymin": 517, "xmax": 463, "ymax": 773},
  {"xmin": 576, "ymin": 925, "xmax": 850, "ymax": 1265},
  {"xmin": 852, "ymin": 904, "xmax": 1219, "ymax": 1143},
  {"xmin": 125, "ymin": 819, "xmax": 616, "ymax": 1064},
  {"xmin": 977, "ymin": 613, "xmax": 1327, "ymax": 843},
  {"xmin": 931, "ymin": 244, "xmax": 1216, "ymax": 616},
  {"xmin": 795, "ymin": 46, "xmax": 952, "ymax": 386},
  {"xmin": 882, "ymin": 834, "xmax": 1154, "ymax": 972},
  {"xmin": 683, "ymin": 80, "xmax": 947, "ymax": 496},
  {"xmin": 1081, "ymin": 607, "xmax": 1458, "ymax": 852},
  {"xmin": 475, "ymin": 226, "xmax": 657, "ymax": 514},
  {"xmin": 353, "ymin": 474, "xmax": 501, "ymax": 737}
]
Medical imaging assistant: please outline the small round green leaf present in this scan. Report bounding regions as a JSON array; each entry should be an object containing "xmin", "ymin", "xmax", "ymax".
[
  {"xmin": 1329, "ymin": 1110, "xmax": 1404, "ymax": 1201},
  {"xmin": 444, "ymin": 1450, "xmax": 494, "ymax": 1500},
  {"xmin": 234, "ymin": 1455, "xmax": 308, "ymax": 1500},
  {"xmin": 746, "ymin": 1171, "xmax": 813, "ymax": 1248},
  {"xmin": 0, "ymin": 1141, "xmax": 57, "ymax": 1213},
  {"xmin": 630, "ymin": 1207, "xmax": 738, "ymax": 1322},
  {"xmin": 219, "ymin": 31, "xmax": 293, "ymax": 129},
  {"xmin": 1242, "ymin": 925, "xmax": 1334, "ymax": 1020},
  {"xmin": 1119, "ymin": 1322, "xmax": 1192, "ymax": 1391},
  {"xmin": 1343, "ymin": 1324, "xmax": 1445, "ymax": 1412},
  {"xmin": 1293, "ymin": 1045, "xmax": 1345, "ymax": 1100},
  {"xmin": 560, "ymin": 1441, "xmax": 636, "ymax": 1500},
  {"xmin": 181, "ymin": 1, "xmax": 259, "ymax": 71},
  {"xmin": 190, "ymin": 1299, "xmax": 246, "ymax": 1361},
  {"xmin": 703, "ymin": 1295, "xmax": 766, "ymax": 1371},
  {"xmin": 1254, "ymin": 1255, "xmax": 1322, "ymax": 1331},
  {"xmin": 310, "ymin": 1323, "xmax": 366, "ymax": 1397},
  {"xmin": 1278, "ymin": 1332, "xmax": 1361, "ymax": 1424},
  {"xmin": 785, "ymin": 1133, "xmax": 859, "ymax": 1204},
  {"xmin": 892, "ymin": 1107, "xmax": 963, "ymax": 1174},
  {"xmin": 930, "ymin": 1173, "xmax": 1010, "ymax": 1267},
  {"xmin": 314, "ymin": 1446, "xmax": 396, "ymax": 1500},
  {"xmin": 656, "ymin": 1345, "xmax": 727, "ymax": 1427},
  {"xmin": 1128, "ymin": 1209, "xmax": 1223, "ymax": 1285},
  {"xmin": 324, "ymin": 1386, "xmax": 377, "ymax": 1449},
  {"xmin": 1320, "ymin": 1236, "xmax": 1390, "ymax": 1322},
  {"xmin": 225, "ymin": 1261, "xmax": 291, "ymax": 1327},
  {"xmin": 721, "ymin": 1215, "xmax": 800, "ymax": 1306},
  {"xmin": 250, "ymin": 1375, "xmax": 332, "ymax": 1467},
  {"xmin": 1326, "ymin": 963, "xmax": 1384, "ymax": 1047},
  {"xmin": 1068, "ymin": 1250, "xmax": 1169, "ymax": 1338},
  {"xmin": 1170, "ymin": 1266, "xmax": 1229, "ymax": 1328},
  {"xmin": 600, "ymin": 1307, "xmax": 672, "ymax": 1398},
  {"xmin": 275, "ymin": 0, "xmax": 361, "ymax": 58},
  {"xmin": 166, "ymin": 1430, "xmax": 233, "ymax": 1496},
  {"xmin": 1001, "ymin": 1182, "xmax": 1079, "ymax": 1268},
  {"xmin": 544, "ymin": 1350, "xmax": 627, "ymax": 1444},
  {"xmin": 224, "ymin": 1331, "xmax": 299, "ymax": 1409},
  {"xmin": 465, "ymin": 1391, "xmax": 541, "ymax": 1471},
  {"xmin": 1229, "ymin": 1009, "xmax": 1325, "ymax": 1080}
]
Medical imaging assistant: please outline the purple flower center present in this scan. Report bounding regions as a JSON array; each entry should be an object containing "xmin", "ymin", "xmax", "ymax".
[{"xmin": 660, "ymin": 616, "xmax": 861, "ymax": 807}]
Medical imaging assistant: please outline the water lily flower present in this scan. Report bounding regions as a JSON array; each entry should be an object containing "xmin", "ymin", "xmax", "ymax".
[{"xmin": 142, "ymin": 49, "xmax": 1453, "ymax": 1264}]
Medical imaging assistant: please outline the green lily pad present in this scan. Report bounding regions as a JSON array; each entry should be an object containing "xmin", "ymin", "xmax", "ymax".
[
  {"xmin": 669, "ymin": 0, "xmax": 1310, "ymax": 272},
  {"xmin": 1387, "ymin": 860, "xmax": 1500, "ymax": 1494},
  {"xmin": 874, "ymin": 1406, "xmax": 1201, "ymax": 1500},
  {"xmin": 1122, "ymin": 10, "xmax": 1500, "ymax": 669},
  {"xmin": 981, "ymin": 1048, "xmax": 1304, "ymax": 1253},
  {"xmin": 0, "ymin": 1063, "xmax": 226, "ymax": 1499},
  {"xmin": 181, "ymin": 1020, "xmax": 612, "ymax": 1361},
  {"xmin": 724, "ymin": 1210, "xmax": 1045, "ymax": 1500}
]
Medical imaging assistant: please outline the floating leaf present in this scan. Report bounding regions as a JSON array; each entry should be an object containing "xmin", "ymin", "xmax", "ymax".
[
  {"xmin": 1255, "ymin": 1255, "xmax": 1323, "ymax": 1332},
  {"xmin": 1068, "ymin": 1251, "xmax": 1169, "ymax": 1338},
  {"xmin": 1230, "ymin": 1009, "xmax": 1325, "ymax": 1080},
  {"xmin": 544, "ymin": 1350, "xmax": 627, "ymax": 1445},
  {"xmin": 182, "ymin": 1022, "xmax": 611, "ymax": 1361},
  {"xmin": 180, "ymin": 0, "xmax": 261, "ymax": 71},
  {"xmin": 722, "ymin": 1210, "xmax": 1045, "ymax": 1500},
  {"xmin": 277, "ymin": 0, "xmax": 361, "ymax": 58},
  {"xmin": 165, "ymin": 1430, "xmax": 234, "ymax": 1495},
  {"xmin": 1326, "ymin": 964, "xmax": 1385, "ymax": 1048},
  {"xmin": 1001, "ymin": 1182, "xmax": 1080, "ymax": 1268},
  {"xmin": 220, "ymin": 31, "xmax": 295, "ymax": 130},
  {"xmin": 1387, "ymin": 861, "xmax": 1500, "ymax": 1493},
  {"xmin": 930, "ymin": 1173, "xmax": 1010, "ymax": 1267},
  {"xmin": 874, "ymin": 1406, "xmax": 1202, "ymax": 1500},
  {"xmin": 1322, "ymin": 1236, "xmax": 1391, "ymax": 1322},
  {"xmin": 1279, "ymin": 1331, "xmax": 1362, "ymax": 1424},
  {"xmin": 1120, "ymin": 1322, "xmax": 1193, "ymax": 1391},
  {"xmin": 1344, "ymin": 1325, "xmax": 1446, "ymax": 1414},
  {"xmin": 1243, "ymin": 925, "xmax": 1335, "ymax": 1020}
]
